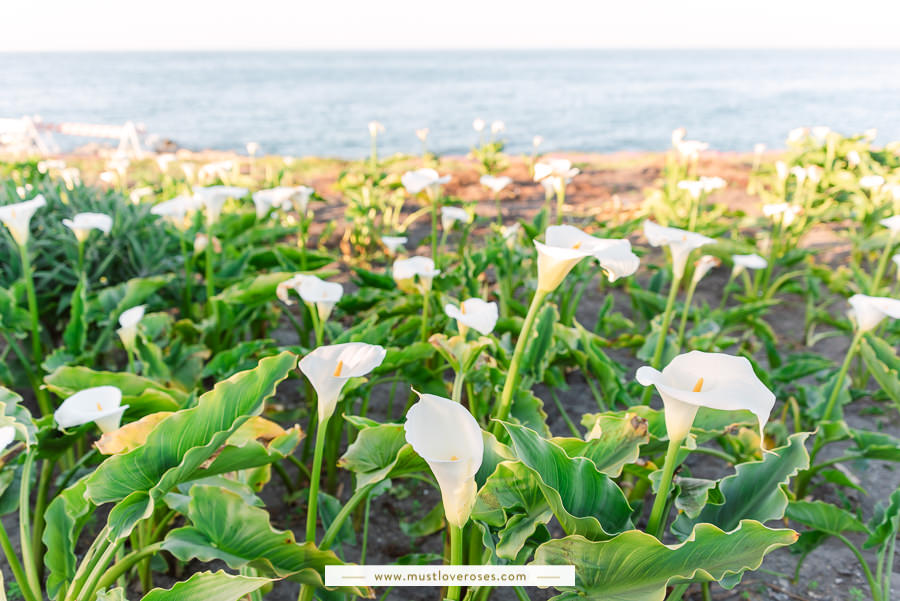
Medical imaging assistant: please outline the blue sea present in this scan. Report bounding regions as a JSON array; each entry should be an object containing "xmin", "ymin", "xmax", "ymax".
[{"xmin": 3, "ymin": 50, "xmax": 900, "ymax": 157}]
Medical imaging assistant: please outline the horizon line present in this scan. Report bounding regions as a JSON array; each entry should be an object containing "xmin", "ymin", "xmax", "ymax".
[{"xmin": 3, "ymin": 45, "xmax": 900, "ymax": 53}]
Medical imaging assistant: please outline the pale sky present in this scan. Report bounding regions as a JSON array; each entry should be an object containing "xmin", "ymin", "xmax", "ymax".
[{"xmin": 2, "ymin": 0, "xmax": 899, "ymax": 51}]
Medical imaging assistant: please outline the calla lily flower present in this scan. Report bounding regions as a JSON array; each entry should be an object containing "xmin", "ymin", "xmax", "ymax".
[
  {"xmin": 678, "ymin": 176, "xmax": 724, "ymax": 199},
  {"xmin": 732, "ymin": 253, "xmax": 767, "ymax": 275},
  {"xmin": 811, "ymin": 126, "xmax": 831, "ymax": 141},
  {"xmin": 790, "ymin": 166, "xmax": 807, "ymax": 183},
  {"xmin": 762, "ymin": 203, "xmax": 802, "ymax": 227},
  {"xmin": 692, "ymin": 255, "xmax": 720, "ymax": 284},
  {"xmin": 151, "ymin": 194, "xmax": 202, "ymax": 229},
  {"xmin": 472, "ymin": 118, "xmax": 486, "ymax": 133},
  {"xmin": 252, "ymin": 186, "xmax": 311, "ymax": 220},
  {"xmin": 0, "ymin": 195, "xmax": 46, "ymax": 247},
  {"xmin": 54, "ymin": 386, "xmax": 129, "ymax": 434},
  {"xmin": 533, "ymin": 159, "xmax": 580, "ymax": 192},
  {"xmin": 847, "ymin": 150, "xmax": 861, "ymax": 167},
  {"xmin": 441, "ymin": 206, "xmax": 471, "ymax": 231},
  {"xmin": 277, "ymin": 274, "xmax": 343, "ymax": 320},
  {"xmin": 245, "ymin": 141, "xmax": 260, "ymax": 156},
  {"xmin": 404, "ymin": 392, "xmax": 483, "ymax": 527},
  {"xmin": 368, "ymin": 121, "xmax": 385, "ymax": 137},
  {"xmin": 194, "ymin": 186, "xmax": 249, "ymax": 224},
  {"xmin": 677, "ymin": 180, "xmax": 705, "ymax": 199},
  {"xmin": 299, "ymin": 343, "xmax": 386, "ymax": 421},
  {"xmin": 480, "ymin": 175, "xmax": 512, "ymax": 194},
  {"xmin": 491, "ymin": 120, "xmax": 505, "ymax": 135},
  {"xmin": 774, "ymin": 161, "xmax": 788, "ymax": 181},
  {"xmin": 416, "ymin": 128, "xmax": 429, "ymax": 142},
  {"xmin": 501, "ymin": 223, "xmax": 521, "ymax": 248},
  {"xmin": 676, "ymin": 140, "xmax": 709, "ymax": 161},
  {"xmin": 444, "ymin": 298, "xmax": 499, "ymax": 335},
  {"xmin": 637, "ymin": 351, "xmax": 775, "ymax": 445},
  {"xmin": 0, "ymin": 426, "xmax": 15, "ymax": 452},
  {"xmin": 393, "ymin": 256, "xmax": 440, "ymax": 293},
  {"xmin": 787, "ymin": 127, "xmax": 809, "ymax": 143},
  {"xmin": 880, "ymin": 215, "xmax": 900, "ymax": 234},
  {"xmin": 535, "ymin": 225, "xmax": 640, "ymax": 293},
  {"xmin": 381, "ymin": 235, "xmax": 408, "ymax": 254},
  {"xmin": 643, "ymin": 220, "xmax": 715, "ymax": 280},
  {"xmin": 848, "ymin": 294, "xmax": 900, "ymax": 333},
  {"xmin": 117, "ymin": 305, "xmax": 145, "ymax": 349},
  {"xmin": 156, "ymin": 153, "xmax": 176, "ymax": 172},
  {"xmin": 533, "ymin": 135, "xmax": 543, "ymax": 148},
  {"xmin": 860, "ymin": 175, "xmax": 885, "ymax": 190},
  {"xmin": 401, "ymin": 168, "xmax": 451, "ymax": 199},
  {"xmin": 63, "ymin": 212, "xmax": 113, "ymax": 242},
  {"xmin": 754, "ymin": 143, "xmax": 766, "ymax": 155}
]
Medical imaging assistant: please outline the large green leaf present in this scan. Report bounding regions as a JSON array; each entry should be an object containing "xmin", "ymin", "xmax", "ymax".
[
  {"xmin": 472, "ymin": 461, "xmax": 552, "ymax": 559},
  {"xmin": 532, "ymin": 520, "xmax": 797, "ymax": 601},
  {"xmin": 42, "ymin": 478, "xmax": 93, "ymax": 600},
  {"xmin": 564, "ymin": 412, "xmax": 650, "ymax": 476},
  {"xmin": 859, "ymin": 336, "xmax": 900, "ymax": 411},
  {"xmin": 162, "ymin": 485, "xmax": 372, "ymax": 597},
  {"xmin": 865, "ymin": 487, "xmax": 900, "ymax": 549},
  {"xmin": 672, "ymin": 432, "xmax": 810, "ymax": 538},
  {"xmin": 502, "ymin": 422, "xmax": 632, "ymax": 540},
  {"xmin": 139, "ymin": 570, "xmax": 272, "ymax": 601},
  {"xmin": 92, "ymin": 275, "xmax": 172, "ymax": 320},
  {"xmin": 338, "ymin": 422, "xmax": 427, "ymax": 489},
  {"xmin": 63, "ymin": 276, "xmax": 88, "ymax": 354},
  {"xmin": 519, "ymin": 303, "xmax": 559, "ymax": 386},
  {"xmin": 84, "ymin": 351, "xmax": 296, "ymax": 539},
  {"xmin": 786, "ymin": 500, "xmax": 867, "ymax": 536},
  {"xmin": 45, "ymin": 366, "xmax": 186, "ymax": 414},
  {"xmin": 215, "ymin": 271, "xmax": 294, "ymax": 305}
]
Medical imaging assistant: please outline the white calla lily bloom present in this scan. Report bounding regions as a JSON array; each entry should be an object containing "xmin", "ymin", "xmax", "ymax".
[
  {"xmin": 732, "ymin": 254, "xmax": 768, "ymax": 275},
  {"xmin": 491, "ymin": 120, "xmax": 505, "ymax": 135},
  {"xmin": 441, "ymin": 206, "xmax": 471, "ymax": 231},
  {"xmin": 643, "ymin": 220, "xmax": 715, "ymax": 281},
  {"xmin": 533, "ymin": 159, "xmax": 580, "ymax": 196},
  {"xmin": 299, "ymin": 343, "xmax": 386, "ymax": 422},
  {"xmin": 381, "ymin": 235, "xmax": 408, "ymax": 254},
  {"xmin": 252, "ymin": 187, "xmax": 301, "ymax": 219},
  {"xmin": 54, "ymin": 386, "xmax": 129, "ymax": 434},
  {"xmin": 762, "ymin": 203, "xmax": 802, "ymax": 227},
  {"xmin": 847, "ymin": 150, "xmax": 861, "ymax": 167},
  {"xmin": 416, "ymin": 128, "xmax": 429, "ymax": 142},
  {"xmin": 193, "ymin": 186, "xmax": 248, "ymax": 225},
  {"xmin": 0, "ymin": 195, "xmax": 46, "ymax": 247},
  {"xmin": 637, "ymin": 351, "xmax": 775, "ymax": 445},
  {"xmin": 404, "ymin": 392, "xmax": 483, "ymax": 527},
  {"xmin": 444, "ymin": 298, "xmax": 499, "ymax": 336},
  {"xmin": 677, "ymin": 180, "xmax": 704, "ymax": 199},
  {"xmin": 393, "ymin": 256, "xmax": 440, "ymax": 292},
  {"xmin": 368, "ymin": 121, "xmax": 385, "ymax": 137},
  {"xmin": 480, "ymin": 175, "xmax": 512, "ymax": 194},
  {"xmin": 151, "ymin": 195, "xmax": 203, "ymax": 228},
  {"xmin": 277, "ymin": 274, "xmax": 343, "ymax": 320},
  {"xmin": 860, "ymin": 175, "xmax": 885, "ymax": 190},
  {"xmin": 533, "ymin": 135, "xmax": 543, "ymax": 148},
  {"xmin": 401, "ymin": 168, "xmax": 451, "ymax": 199},
  {"xmin": 692, "ymin": 255, "xmax": 720, "ymax": 285},
  {"xmin": 533, "ymin": 225, "xmax": 639, "ymax": 293},
  {"xmin": 472, "ymin": 118, "xmax": 486, "ymax": 133},
  {"xmin": 0, "ymin": 426, "xmax": 15, "ymax": 452},
  {"xmin": 880, "ymin": 215, "xmax": 900, "ymax": 234},
  {"xmin": 63, "ymin": 212, "xmax": 113, "ymax": 242},
  {"xmin": 848, "ymin": 294, "xmax": 900, "ymax": 333},
  {"xmin": 535, "ymin": 225, "xmax": 639, "ymax": 293},
  {"xmin": 117, "ymin": 305, "xmax": 146, "ymax": 349}
]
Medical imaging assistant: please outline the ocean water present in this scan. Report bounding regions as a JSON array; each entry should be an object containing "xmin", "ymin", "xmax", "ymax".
[{"xmin": 2, "ymin": 50, "xmax": 900, "ymax": 158}]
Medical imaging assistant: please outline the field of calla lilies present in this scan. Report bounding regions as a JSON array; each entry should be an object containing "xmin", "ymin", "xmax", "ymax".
[{"xmin": 1, "ymin": 123, "xmax": 899, "ymax": 601}]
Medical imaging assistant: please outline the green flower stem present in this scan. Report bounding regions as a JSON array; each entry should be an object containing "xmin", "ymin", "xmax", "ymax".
[
  {"xmin": 493, "ymin": 192, "xmax": 502, "ymax": 225},
  {"xmin": 666, "ymin": 583, "xmax": 690, "ymax": 601},
  {"xmin": 797, "ymin": 328, "xmax": 865, "ymax": 498},
  {"xmin": 306, "ymin": 414, "xmax": 330, "ymax": 543},
  {"xmin": 18, "ymin": 451, "xmax": 40, "ymax": 598},
  {"xmin": 870, "ymin": 231, "xmax": 897, "ymax": 294},
  {"xmin": 92, "ymin": 541, "xmax": 163, "ymax": 596},
  {"xmin": 76, "ymin": 536, "xmax": 123, "ymax": 601},
  {"xmin": 431, "ymin": 195, "xmax": 440, "ymax": 264},
  {"xmin": 674, "ymin": 277, "xmax": 699, "ymax": 354},
  {"xmin": 0, "ymin": 518, "xmax": 39, "ymax": 601},
  {"xmin": 646, "ymin": 437, "xmax": 683, "ymax": 539},
  {"xmin": 447, "ymin": 524, "xmax": 464, "ymax": 601},
  {"xmin": 835, "ymin": 533, "xmax": 880, "ymax": 601},
  {"xmin": 308, "ymin": 304, "xmax": 324, "ymax": 347},
  {"xmin": 30, "ymin": 457, "xmax": 55, "ymax": 580},
  {"xmin": 641, "ymin": 274, "xmax": 682, "ymax": 405},
  {"xmin": 420, "ymin": 286, "xmax": 432, "ymax": 344},
  {"xmin": 179, "ymin": 233, "xmax": 193, "ymax": 319},
  {"xmin": 452, "ymin": 369, "xmax": 466, "ymax": 404},
  {"xmin": 19, "ymin": 245, "xmax": 49, "ymax": 415},
  {"xmin": 491, "ymin": 289, "xmax": 550, "ymax": 435},
  {"xmin": 205, "ymin": 224, "xmax": 217, "ymax": 320},
  {"xmin": 320, "ymin": 483, "xmax": 376, "ymax": 550},
  {"xmin": 556, "ymin": 187, "xmax": 566, "ymax": 224},
  {"xmin": 717, "ymin": 270, "xmax": 738, "ymax": 310}
]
